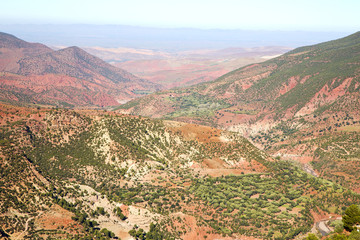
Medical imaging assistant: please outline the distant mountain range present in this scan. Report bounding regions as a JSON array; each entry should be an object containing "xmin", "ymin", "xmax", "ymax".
[
  {"xmin": 0, "ymin": 32, "xmax": 292, "ymax": 107},
  {"xmin": 0, "ymin": 24, "xmax": 350, "ymax": 50},
  {"xmin": 0, "ymin": 32, "xmax": 160, "ymax": 107}
]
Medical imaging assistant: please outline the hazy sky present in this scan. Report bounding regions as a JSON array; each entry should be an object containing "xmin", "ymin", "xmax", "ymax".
[{"xmin": 1, "ymin": 0, "xmax": 360, "ymax": 31}]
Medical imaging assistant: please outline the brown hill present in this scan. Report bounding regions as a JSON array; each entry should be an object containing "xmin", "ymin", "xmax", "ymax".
[
  {"xmin": 0, "ymin": 32, "xmax": 52, "ymax": 72},
  {"xmin": 0, "ymin": 32, "xmax": 161, "ymax": 107},
  {"xmin": 18, "ymin": 46, "xmax": 139, "ymax": 83}
]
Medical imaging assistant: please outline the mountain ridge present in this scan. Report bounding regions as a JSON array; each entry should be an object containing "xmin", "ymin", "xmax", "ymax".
[
  {"xmin": 0, "ymin": 32, "xmax": 51, "ymax": 50},
  {"xmin": 0, "ymin": 32, "xmax": 161, "ymax": 107},
  {"xmin": 0, "ymin": 32, "xmax": 53, "ymax": 73},
  {"xmin": 17, "ymin": 45, "xmax": 140, "ymax": 83}
]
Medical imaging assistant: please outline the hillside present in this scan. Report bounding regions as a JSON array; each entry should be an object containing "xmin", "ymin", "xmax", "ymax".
[
  {"xmin": 118, "ymin": 31, "xmax": 360, "ymax": 192},
  {"xmin": 120, "ymin": 31, "xmax": 360, "ymax": 124},
  {"xmin": 0, "ymin": 32, "xmax": 52, "ymax": 72},
  {"xmin": 1, "ymin": 103, "xmax": 359, "ymax": 239},
  {"xmin": 17, "ymin": 46, "xmax": 139, "ymax": 83},
  {"xmin": 0, "ymin": 32, "xmax": 160, "ymax": 107}
]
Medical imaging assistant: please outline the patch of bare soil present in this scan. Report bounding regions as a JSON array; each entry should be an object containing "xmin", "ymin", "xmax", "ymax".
[
  {"xmin": 168, "ymin": 122, "xmax": 222, "ymax": 143},
  {"xmin": 194, "ymin": 158, "xmax": 267, "ymax": 177},
  {"xmin": 35, "ymin": 205, "xmax": 82, "ymax": 234},
  {"xmin": 202, "ymin": 158, "xmax": 225, "ymax": 169}
]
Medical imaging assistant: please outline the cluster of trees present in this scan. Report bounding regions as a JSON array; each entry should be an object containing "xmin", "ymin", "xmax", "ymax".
[
  {"xmin": 343, "ymin": 204, "xmax": 360, "ymax": 232},
  {"xmin": 129, "ymin": 223, "xmax": 168, "ymax": 240},
  {"xmin": 91, "ymin": 207, "xmax": 107, "ymax": 218},
  {"xmin": 187, "ymin": 161, "xmax": 360, "ymax": 239},
  {"xmin": 114, "ymin": 207, "xmax": 127, "ymax": 220}
]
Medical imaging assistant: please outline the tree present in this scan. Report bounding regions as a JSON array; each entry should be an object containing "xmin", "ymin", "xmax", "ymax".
[
  {"xmin": 330, "ymin": 234, "xmax": 348, "ymax": 240},
  {"xmin": 349, "ymin": 230, "xmax": 360, "ymax": 240},
  {"xmin": 114, "ymin": 207, "xmax": 127, "ymax": 220},
  {"xmin": 343, "ymin": 204, "xmax": 360, "ymax": 232},
  {"xmin": 129, "ymin": 229, "xmax": 136, "ymax": 237},
  {"xmin": 304, "ymin": 233, "xmax": 319, "ymax": 240}
]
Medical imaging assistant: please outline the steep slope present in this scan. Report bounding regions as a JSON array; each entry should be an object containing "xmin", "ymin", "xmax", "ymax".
[
  {"xmin": 0, "ymin": 32, "xmax": 160, "ymax": 107},
  {"xmin": 119, "ymin": 31, "xmax": 360, "ymax": 193},
  {"xmin": 120, "ymin": 31, "xmax": 360, "ymax": 125},
  {"xmin": 1, "ymin": 103, "xmax": 360, "ymax": 239},
  {"xmin": 250, "ymin": 93, "xmax": 360, "ymax": 192},
  {"xmin": 17, "ymin": 46, "xmax": 139, "ymax": 84}
]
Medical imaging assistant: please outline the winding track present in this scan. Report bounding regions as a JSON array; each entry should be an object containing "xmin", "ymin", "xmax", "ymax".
[{"xmin": 14, "ymin": 216, "xmax": 34, "ymax": 240}]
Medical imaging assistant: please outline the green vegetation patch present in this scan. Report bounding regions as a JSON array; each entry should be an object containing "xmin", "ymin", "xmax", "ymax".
[
  {"xmin": 188, "ymin": 161, "xmax": 360, "ymax": 239},
  {"xmin": 164, "ymin": 92, "xmax": 231, "ymax": 119}
]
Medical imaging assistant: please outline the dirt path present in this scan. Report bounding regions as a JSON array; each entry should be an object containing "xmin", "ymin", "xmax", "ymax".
[
  {"xmin": 334, "ymin": 143, "xmax": 350, "ymax": 155},
  {"xmin": 14, "ymin": 211, "xmax": 44, "ymax": 240},
  {"xmin": 317, "ymin": 220, "xmax": 331, "ymax": 236},
  {"xmin": 14, "ymin": 216, "xmax": 34, "ymax": 240},
  {"xmin": 303, "ymin": 163, "xmax": 318, "ymax": 177}
]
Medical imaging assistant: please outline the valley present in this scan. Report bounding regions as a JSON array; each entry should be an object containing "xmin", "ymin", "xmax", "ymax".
[
  {"xmin": 0, "ymin": 30, "xmax": 360, "ymax": 240},
  {"xmin": 85, "ymin": 46, "xmax": 290, "ymax": 89}
]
